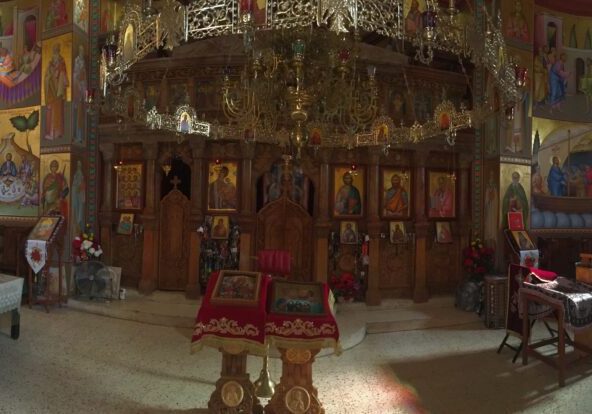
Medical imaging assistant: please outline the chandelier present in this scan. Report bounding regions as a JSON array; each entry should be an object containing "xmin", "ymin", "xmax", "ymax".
[{"xmin": 100, "ymin": 0, "xmax": 527, "ymax": 154}]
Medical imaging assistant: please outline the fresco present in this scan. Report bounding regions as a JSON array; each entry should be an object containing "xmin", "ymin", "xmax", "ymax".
[
  {"xmin": 41, "ymin": 33, "xmax": 72, "ymax": 145},
  {"xmin": 530, "ymin": 117, "xmax": 592, "ymax": 228},
  {"xmin": 69, "ymin": 153, "xmax": 85, "ymax": 239},
  {"xmin": 500, "ymin": 163, "xmax": 531, "ymax": 229},
  {"xmin": 72, "ymin": 34, "xmax": 87, "ymax": 145},
  {"xmin": 502, "ymin": 0, "xmax": 533, "ymax": 46},
  {"xmin": 73, "ymin": 0, "xmax": 88, "ymax": 33},
  {"xmin": 0, "ymin": 4, "xmax": 42, "ymax": 110},
  {"xmin": 42, "ymin": 0, "xmax": 72, "ymax": 35},
  {"xmin": 532, "ymin": 6, "xmax": 592, "ymax": 122},
  {"xmin": 40, "ymin": 152, "xmax": 70, "ymax": 218},
  {"xmin": 403, "ymin": 0, "xmax": 426, "ymax": 36},
  {"xmin": 100, "ymin": 0, "xmax": 132, "ymax": 34},
  {"xmin": 502, "ymin": 47, "xmax": 533, "ymax": 158},
  {"xmin": 0, "ymin": 105, "xmax": 40, "ymax": 216}
]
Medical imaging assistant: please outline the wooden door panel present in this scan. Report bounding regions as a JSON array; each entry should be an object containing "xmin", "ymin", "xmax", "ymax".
[
  {"xmin": 257, "ymin": 197, "xmax": 313, "ymax": 281},
  {"xmin": 158, "ymin": 189, "xmax": 190, "ymax": 290}
]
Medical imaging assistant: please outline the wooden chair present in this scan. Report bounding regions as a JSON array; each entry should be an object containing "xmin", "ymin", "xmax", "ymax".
[{"xmin": 256, "ymin": 249, "xmax": 292, "ymax": 279}]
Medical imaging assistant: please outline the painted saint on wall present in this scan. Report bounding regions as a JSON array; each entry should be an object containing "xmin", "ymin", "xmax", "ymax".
[
  {"xmin": 74, "ymin": 0, "xmax": 88, "ymax": 33},
  {"xmin": 44, "ymin": 43, "xmax": 69, "ymax": 140},
  {"xmin": 72, "ymin": 44, "xmax": 87, "ymax": 144},
  {"xmin": 501, "ymin": 169, "xmax": 530, "ymax": 229},
  {"xmin": 71, "ymin": 159, "xmax": 85, "ymax": 237},
  {"xmin": 504, "ymin": 0, "xmax": 530, "ymax": 43},
  {"xmin": 45, "ymin": 0, "xmax": 69, "ymax": 31},
  {"xmin": 41, "ymin": 158, "xmax": 69, "ymax": 217}
]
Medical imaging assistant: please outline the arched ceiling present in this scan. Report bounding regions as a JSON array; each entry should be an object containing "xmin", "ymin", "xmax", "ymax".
[{"xmin": 536, "ymin": 0, "xmax": 592, "ymax": 17}]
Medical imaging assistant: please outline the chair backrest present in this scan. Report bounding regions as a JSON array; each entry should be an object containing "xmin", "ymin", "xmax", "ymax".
[{"xmin": 257, "ymin": 249, "xmax": 292, "ymax": 278}]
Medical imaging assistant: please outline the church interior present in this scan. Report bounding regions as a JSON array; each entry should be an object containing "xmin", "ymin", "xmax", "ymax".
[{"xmin": 2, "ymin": 0, "xmax": 592, "ymax": 413}]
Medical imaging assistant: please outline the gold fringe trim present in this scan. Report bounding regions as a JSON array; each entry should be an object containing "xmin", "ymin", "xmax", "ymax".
[
  {"xmin": 191, "ymin": 335, "xmax": 268, "ymax": 356},
  {"xmin": 266, "ymin": 336, "xmax": 342, "ymax": 356}
]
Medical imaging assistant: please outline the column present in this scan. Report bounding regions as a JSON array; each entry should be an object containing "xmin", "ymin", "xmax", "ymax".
[
  {"xmin": 365, "ymin": 148, "xmax": 382, "ymax": 306},
  {"xmin": 238, "ymin": 142, "xmax": 256, "ymax": 271},
  {"xmin": 99, "ymin": 143, "xmax": 115, "ymax": 263},
  {"xmin": 139, "ymin": 142, "xmax": 159, "ymax": 294},
  {"xmin": 413, "ymin": 150, "xmax": 430, "ymax": 303},
  {"xmin": 313, "ymin": 149, "xmax": 332, "ymax": 283},
  {"xmin": 186, "ymin": 140, "xmax": 206, "ymax": 298},
  {"xmin": 458, "ymin": 153, "xmax": 473, "ymax": 267}
]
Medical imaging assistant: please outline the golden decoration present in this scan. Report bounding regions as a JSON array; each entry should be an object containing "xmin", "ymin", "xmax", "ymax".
[
  {"xmin": 222, "ymin": 343, "xmax": 245, "ymax": 355},
  {"xmin": 265, "ymin": 319, "xmax": 337, "ymax": 337},
  {"xmin": 221, "ymin": 380, "xmax": 244, "ymax": 408},
  {"xmin": 193, "ymin": 317, "xmax": 260, "ymax": 337},
  {"xmin": 285, "ymin": 386, "xmax": 311, "ymax": 414},
  {"xmin": 286, "ymin": 348, "xmax": 312, "ymax": 364}
]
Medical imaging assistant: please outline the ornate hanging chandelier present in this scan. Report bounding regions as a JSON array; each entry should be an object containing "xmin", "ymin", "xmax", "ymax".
[{"xmin": 100, "ymin": 0, "xmax": 527, "ymax": 155}]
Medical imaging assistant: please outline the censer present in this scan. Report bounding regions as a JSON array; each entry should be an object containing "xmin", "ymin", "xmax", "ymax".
[{"xmin": 253, "ymin": 354, "xmax": 275, "ymax": 398}]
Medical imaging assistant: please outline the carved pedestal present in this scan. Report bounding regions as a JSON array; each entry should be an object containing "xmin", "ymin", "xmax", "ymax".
[
  {"xmin": 209, "ymin": 350, "xmax": 263, "ymax": 414},
  {"xmin": 265, "ymin": 348, "xmax": 324, "ymax": 414}
]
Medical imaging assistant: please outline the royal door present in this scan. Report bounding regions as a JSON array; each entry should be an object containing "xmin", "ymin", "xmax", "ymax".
[
  {"xmin": 158, "ymin": 188, "xmax": 190, "ymax": 290},
  {"xmin": 256, "ymin": 196, "xmax": 313, "ymax": 281}
]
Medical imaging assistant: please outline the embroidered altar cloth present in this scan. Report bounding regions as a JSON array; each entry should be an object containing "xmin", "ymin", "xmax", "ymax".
[
  {"xmin": 191, "ymin": 271, "xmax": 272, "ymax": 356},
  {"xmin": 0, "ymin": 274, "xmax": 24, "ymax": 314},
  {"xmin": 265, "ymin": 283, "xmax": 341, "ymax": 354},
  {"xmin": 521, "ymin": 277, "xmax": 592, "ymax": 330}
]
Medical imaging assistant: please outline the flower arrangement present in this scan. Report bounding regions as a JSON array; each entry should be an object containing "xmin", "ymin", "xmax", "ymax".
[
  {"xmin": 72, "ymin": 224, "xmax": 103, "ymax": 262},
  {"xmin": 329, "ymin": 272, "xmax": 362, "ymax": 301},
  {"xmin": 462, "ymin": 238, "xmax": 494, "ymax": 281}
]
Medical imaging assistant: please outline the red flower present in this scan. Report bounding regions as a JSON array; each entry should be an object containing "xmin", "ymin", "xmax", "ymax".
[
  {"xmin": 31, "ymin": 247, "xmax": 42, "ymax": 263},
  {"xmin": 463, "ymin": 258, "xmax": 474, "ymax": 267}
]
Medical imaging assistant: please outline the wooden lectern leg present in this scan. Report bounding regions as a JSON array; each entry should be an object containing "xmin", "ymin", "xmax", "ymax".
[
  {"xmin": 208, "ymin": 349, "xmax": 263, "ymax": 414},
  {"xmin": 265, "ymin": 348, "xmax": 324, "ymax": 414}
]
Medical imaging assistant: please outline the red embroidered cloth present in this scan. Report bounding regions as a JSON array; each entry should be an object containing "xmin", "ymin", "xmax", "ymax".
[
  {"xmin": 265, "ymin": 282, "xmax": 341, "ymax": 353},
  {"xmin": 191, "ymin": 271, "xmax": 272, "ymax": 356}
]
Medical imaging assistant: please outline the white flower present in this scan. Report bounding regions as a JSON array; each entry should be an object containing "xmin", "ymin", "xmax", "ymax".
[
  {"xmin": 89, "ymin": 247, "xmax": 96, "ymax": 254},
  {"xmin": 94, "ymin": 249, "xmax": 102, "ymax": 257},
  {"xmin": 82, "ymin": 240, "xmax": 93, "ymax": 249}
]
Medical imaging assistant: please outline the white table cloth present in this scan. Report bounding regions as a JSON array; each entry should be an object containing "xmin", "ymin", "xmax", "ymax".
[{"xmin": 0, "ymin": 274, "xmax": 24, "ymax": 314}]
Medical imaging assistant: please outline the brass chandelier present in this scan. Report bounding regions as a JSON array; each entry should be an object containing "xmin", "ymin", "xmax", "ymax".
[{"xmin": 100, "ymin": 0, "xmax": 526, "ymax": 154}]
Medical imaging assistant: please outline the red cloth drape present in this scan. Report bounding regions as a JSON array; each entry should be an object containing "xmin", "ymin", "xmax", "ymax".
[
  {"xmin": 191, "ymin": 271, "xmax": 272, "ymax": 356},
  {"xmin": 257, "ymin": 249, "xmax": 291, "ymax": 276}
]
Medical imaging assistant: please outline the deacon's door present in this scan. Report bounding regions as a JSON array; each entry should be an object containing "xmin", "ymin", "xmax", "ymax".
[
  {"xmin": 158, "ymin": 189, "xmax": 190, "ymax": 290},
  {"xmin": 256, "ymin": 197, "xmax": 313, "ymax": 281}
]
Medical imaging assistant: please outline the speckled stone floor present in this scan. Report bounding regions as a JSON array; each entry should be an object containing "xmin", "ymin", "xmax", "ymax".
[{"xmin": 1, "ymin": 297, "xmax": 592, "ymax": 414}]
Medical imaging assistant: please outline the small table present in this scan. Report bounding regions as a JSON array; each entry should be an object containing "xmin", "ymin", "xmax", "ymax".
[
  {"xmin": 0, "ymin": 274, "xmax": 24, "ymax": 339},
  {"xmin": 520, "ymin": 277, "xmax": 592, "ymax": 387}
]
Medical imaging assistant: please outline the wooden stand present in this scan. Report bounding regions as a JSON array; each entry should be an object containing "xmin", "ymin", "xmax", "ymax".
[
  {"xmin": 265, "ymin": 348, "xmax": 324, "ymax": 414},
  {"xmin": 26, "ymin": 216, "xmax": 67, "ymax": 313},
  {"xmin": 208, "ymin": 349, "xmax": 263, "ymax": 414},
  {"xmin": 575, "ymin": 253, "xmax": 592, "ymax": 356},
  {"xmin": 521, "ymin": 290, "xmax": 592, "ymax": 387}
]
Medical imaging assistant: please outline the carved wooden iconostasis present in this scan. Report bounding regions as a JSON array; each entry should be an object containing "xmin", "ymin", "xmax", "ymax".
[{"xmin": 96, "ymin": 39, "xmax": 476, "ymax": 304}]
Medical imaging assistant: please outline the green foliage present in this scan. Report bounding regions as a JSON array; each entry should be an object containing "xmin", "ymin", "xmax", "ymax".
[
  {"xmin": 27, "ymin": 110, "xmax": 39, "ymax": 130},
  {"xmin": 9, "ymin": 115, "xmax": 27, "ymax": 132},
  {"xmin": 9, "ymin": 110, "xmax": 39, "ymax": 132}
]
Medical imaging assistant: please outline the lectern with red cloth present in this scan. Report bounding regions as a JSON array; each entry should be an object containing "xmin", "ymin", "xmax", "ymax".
[
  {"xmin": 264, "ymin": 280, "xmax": 340, "ymax": 414},
  {"xmin": 191, "ymin": 270, "xmax": 271, "ymax": 412},
  {"xmin": 191, "ymin": 270, "xmax": 271, "ymax": 356}
]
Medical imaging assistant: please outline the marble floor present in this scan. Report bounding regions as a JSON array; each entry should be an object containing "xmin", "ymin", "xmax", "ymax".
[{"xmin": 1, "ymin": 296, "xmax": 592, "ymax": 414}]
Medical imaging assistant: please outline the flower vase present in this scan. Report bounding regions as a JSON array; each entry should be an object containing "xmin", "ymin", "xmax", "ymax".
[{"xmin": 455, "ymin": 278, "xmax": 483, "ymax": 313}]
